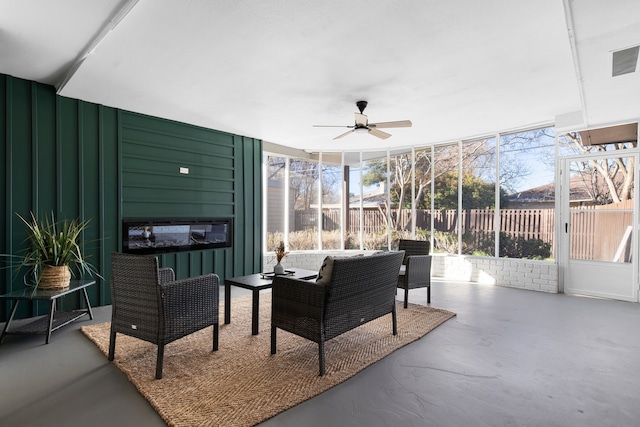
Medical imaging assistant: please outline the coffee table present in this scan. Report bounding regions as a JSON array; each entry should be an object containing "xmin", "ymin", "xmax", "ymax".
[
  {"xmin": 0, "ymin": 279, "xmax": 95, "ymax": 344},
  {"xmin": 224, "ymin": 268, "xmax": 317, "ymax": 335}
]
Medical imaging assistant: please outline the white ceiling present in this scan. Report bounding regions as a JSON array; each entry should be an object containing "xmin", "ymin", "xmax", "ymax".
[{"xmin": 1, "ymin": 0, "xmax": 639, "ymax": 153}]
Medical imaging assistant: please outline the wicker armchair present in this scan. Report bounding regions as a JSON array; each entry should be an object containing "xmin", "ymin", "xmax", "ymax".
[
  {"xmin": 398, "ymin": 239, "xmax": 430, "ymax": 263},
  {"xmin": 108, "ymin": 252, "xmax": 219, "ymax": 379},
  {"xmin": 398, "ymin": 255, "xmax": 432, "ymax": 307},
  {"xmin": 271, "ymin": 251, "xmax": 405, "ymax": 376}
]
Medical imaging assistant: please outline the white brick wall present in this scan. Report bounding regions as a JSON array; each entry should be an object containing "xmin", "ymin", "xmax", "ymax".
[
  {"xmin": 264, "ymin": 251, "xmax": 558, "ymax": 293},
  {"xmin": 429, "ymin": 254, "xmax": 558, "ymax": 293},
  {"xmin": 264, "ymin": 250, "xmax": 378, "ymax": 273}
]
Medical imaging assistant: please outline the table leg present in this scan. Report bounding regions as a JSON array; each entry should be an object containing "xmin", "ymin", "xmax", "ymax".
[
  {"xmin": 224, "ymin": 282, "xmax": 231, "ymax": 324},
  {"xmin": 82, "ymin": 288, "xmax": 94, "ymax": 319},
  {"xmin": 252, "ymin": 290, "xmax": 259, "ymax": 335},
  {"xmin": 0, "ymin": 300, "xmax": 20, "ymax": 344},
  {"xmin": 46, "ymin": 299, "xmax": 56, "ymax": 344}
]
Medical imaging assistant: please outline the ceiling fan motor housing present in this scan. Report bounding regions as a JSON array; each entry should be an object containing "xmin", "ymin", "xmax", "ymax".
[{"xmin": 312, "ymin": 100, "xmax": 410, "ymax": 140}]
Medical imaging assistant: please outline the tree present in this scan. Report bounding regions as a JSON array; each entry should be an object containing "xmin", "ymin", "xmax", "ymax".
[
  {"xmin": 267, "ymin": 157, "xmax": 341, "ymax": 210},
  {"xmin": 561, "ymin": 133, "xmax": 635, "ymax": 204},
  {"xmin": 425, "ymin": 172, "xmax": 509, "ymax": 209},
  {"xmin": 289, "ymin": 160, "xmax": 318, "ymax": 209},
  {"xmin": 362, "ymin": 139, "xmax": 503, "ymax": 229}
]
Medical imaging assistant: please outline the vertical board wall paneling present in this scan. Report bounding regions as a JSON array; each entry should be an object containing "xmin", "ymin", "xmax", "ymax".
[
  {"xmin": 0, "ymin": 74, "xmax": 263, "ymax": 322},
  {"xmin": 251, "ymin": 137, "xmax": 263, "ymax": 273},
  {"xmin": 0, "ymin": 76, "xmax": 120, "ymax": 322},
  {"xmin": 100, "ymin": 106, "xmax": 119, "ymax": 305},
  {"xmin": 119, "ymin": 111, "xmax": 259, "ymax": 281},
  {"xmin": 8, "ymin": 78, "xmax": 35, "ymax": 318},
  {"xmin": 0, "ymin": 74, "xmax": 12, "ymax": 320}
]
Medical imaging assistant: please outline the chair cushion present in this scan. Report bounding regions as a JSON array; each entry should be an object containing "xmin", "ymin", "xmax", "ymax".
[{"xmin": 316, "ymin": 256, "xmax": 334, "ymax": 285}]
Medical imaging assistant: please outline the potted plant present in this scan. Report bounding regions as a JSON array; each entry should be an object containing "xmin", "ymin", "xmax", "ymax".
[
  {"xmin": 273, "ymin": 240, "xmax": 288, "ymax": 274},
  {"xmin": 14, "ymin": 212, "xmax": 101, "ymax": 290}
]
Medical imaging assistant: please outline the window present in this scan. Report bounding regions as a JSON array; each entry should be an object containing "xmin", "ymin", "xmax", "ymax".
[
  {"xmin": 321, "ymin": 154, "xmax": 342, "ymax": 250},
  {"xmin": 413, "ymin": 147, "xmax": 434, "ymax": 249},
  {"xmin": 432, "ymin": 144, "xmax": 460, "ymax": 254},
  {"xmin": 265, "ymin": 156, "xmax": 286, "ymax": 253},
  {"xmin": 344, "ymin": 152, "xmax": 362, "ymax": 250},
  {"xmin": 265, "ymin": 125, "xmax": 559, "ymax": 261},
  {"xmin": 362, "ymin": 152, "xmax": 391, "ymax": 250},
  {"xmin": 498, "ymin": 128, "xmax": 555, "ymax": 259},
  {"xmin": 559, "ymin": 127, "xmax": 636, "ymax": 263},
  {"xmin": 289, "ymin": 158, "xmax": 320, "ymax": 250},
  {"xmin": 461, "ymin": 137, "xmax": 497, "ymax": 256}
]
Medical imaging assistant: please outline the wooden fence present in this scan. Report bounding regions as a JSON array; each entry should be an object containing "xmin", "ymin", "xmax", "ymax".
[
  {"xmin": 295, "ymin": 201, "xmax": 633, "ymax": 260},
  {"xmin": 569, "ymin": 199, "xmax": 633, "ymax": 262},
  {"xmin": 296, "ymin": 208, "xmax": 555, "ymax": 241}
]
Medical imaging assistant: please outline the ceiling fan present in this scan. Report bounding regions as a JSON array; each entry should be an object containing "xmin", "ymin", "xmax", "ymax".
[{"xmin": 314, "ymin": 101, "xmax": 412, "ymax": 140}]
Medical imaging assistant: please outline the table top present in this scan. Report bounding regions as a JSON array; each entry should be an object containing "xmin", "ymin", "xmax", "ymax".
[
  {"xmin": 0, "ymin": 280, "xmax": 96, "ymax": 301},
  {"xmin": 225, "ymin": 268, "xmax": 318, "ymax": 290}
]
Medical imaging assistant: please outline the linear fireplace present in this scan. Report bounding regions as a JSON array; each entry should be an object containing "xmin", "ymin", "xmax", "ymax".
[{"xmin": 122, "ymin": 217, "xmax": 232, "ymax": 255}]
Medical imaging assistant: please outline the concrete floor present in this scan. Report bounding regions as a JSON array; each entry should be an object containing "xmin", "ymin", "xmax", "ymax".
[{"xmin": 1, "ymin": 281, "xmax": 639, "ymax": 427}]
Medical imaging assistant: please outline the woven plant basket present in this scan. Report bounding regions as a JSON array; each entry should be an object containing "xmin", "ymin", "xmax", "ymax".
[{"xmin": 39, "ymin": 265, "xmax": 71, "ymax": 290}]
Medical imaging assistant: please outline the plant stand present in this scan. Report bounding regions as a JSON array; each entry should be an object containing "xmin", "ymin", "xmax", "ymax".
[{"xmin": 0, "ymin": 280, "xmax": 95, "ymax": 344}]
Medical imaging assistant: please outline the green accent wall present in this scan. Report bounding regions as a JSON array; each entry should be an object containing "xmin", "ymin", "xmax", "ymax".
[{"xmin": 1, "ymin": 74, "xmax": 262, "ymax": 322}]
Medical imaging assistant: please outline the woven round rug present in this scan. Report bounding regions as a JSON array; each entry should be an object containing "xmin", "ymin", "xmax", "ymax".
[{"xmin": 81, "ymin": 295, "xmax": 455, "ymax": 427}]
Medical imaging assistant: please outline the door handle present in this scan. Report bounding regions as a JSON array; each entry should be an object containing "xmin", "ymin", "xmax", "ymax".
[{"xmin": 565, "ymin": 223, "xmax": 568, "ymax": 233}]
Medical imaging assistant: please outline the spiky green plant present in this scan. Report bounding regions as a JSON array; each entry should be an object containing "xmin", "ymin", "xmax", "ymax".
[{"xmin": 15, "ymin": 212, "xmax": 101, "ymax": 284}]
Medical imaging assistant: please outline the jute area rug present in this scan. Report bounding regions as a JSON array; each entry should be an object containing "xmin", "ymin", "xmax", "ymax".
[{"xmin": 81, "ymin": 295, "xmax": 456, "ymax": 427}]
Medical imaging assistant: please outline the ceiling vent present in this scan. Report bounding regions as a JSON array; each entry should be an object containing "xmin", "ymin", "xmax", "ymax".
[{"xmin": 612, "ymin": 45, "xmax": 639, "ymax": 77}]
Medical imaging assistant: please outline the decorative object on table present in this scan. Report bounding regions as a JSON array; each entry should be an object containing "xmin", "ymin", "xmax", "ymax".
[
  {"xmin": 273, "ymin": 240, "xmax": 288, "ymax": 274},
  {"xmin": 260, "ymin": 270, "xmax": 294, "ymax": 279},
  {"xmin": 7, "ymin": 212, "xmax": 101, "ymax": 290}
]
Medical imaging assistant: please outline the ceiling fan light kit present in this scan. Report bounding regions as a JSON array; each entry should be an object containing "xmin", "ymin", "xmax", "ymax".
[{"xmin": 313, "ymin": 101, "xmax": 412, "ymax": 140}]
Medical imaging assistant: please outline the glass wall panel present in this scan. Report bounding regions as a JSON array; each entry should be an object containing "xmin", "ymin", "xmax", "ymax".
[
  {"xmin": 433, "ymin": 144, "xmax": 460, "ymax": 254},
  {"xmin": 321, "ymin": 154, "xmax": 342, "ymax": 250},
  {"xmin": 387, "ymin": 149, "xmax": 414, "ymax": 248},
  {"xmin": 265, "ymin": 125, "xmax": 566, "ymax": 260},
  {"xmin": 266, "ymin": 156, "xmax": 286, "ymax": 252},
  {"xmin": 289, "ymin": 158, "xmax": 320, "ymax": 250},
  {"xmin": 361, "ymin": 152, "xmax": 390, "ymax": 250},
  {"xmin": 344, "ymin": 152, "xmax": 362, "ymax": 250},
  {"xmin": 567, "ymin": 156, "xmax": 634, "ymax": 263},
  {"xmin": 499, "ymin": 127, "xmax": 555, "ymax": 259},
  {"xmin": 561, "ymin": 129, "xmax": 635, "ymax": 263},
  {"xmin": 461, "ymin": 137, "xmax": 497, "ymax": 256}
]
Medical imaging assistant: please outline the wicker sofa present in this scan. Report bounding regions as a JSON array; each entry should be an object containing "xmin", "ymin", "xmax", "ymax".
[{"xmin": 270, "ymin": 250, "xmax": 405, "ymax": 375}]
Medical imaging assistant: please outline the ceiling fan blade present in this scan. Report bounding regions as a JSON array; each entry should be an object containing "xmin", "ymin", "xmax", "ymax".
[
  {"xmin": 369, "ymin": 120, "xmax": 412, "ymax": 129},
  {"xmin": 369, "ymin": 128, "xmax": 392, "ymax": 139},
  {"xmin": 355, "ymin": 113, "xmax": 368, "ymax": 126},
  {"xmin": 333, "ymin": 129, "xmax": 354, "ymax": 140},
  {"xmin": 313, "ymin": 125, "xmax": 353, "ymax": 128}
]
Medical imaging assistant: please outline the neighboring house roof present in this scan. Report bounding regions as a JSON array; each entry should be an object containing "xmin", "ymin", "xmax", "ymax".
[
  {"xmin": 509, "ymin": 174, "xmax": 623, "ymax": 204},
  {"xmin": 508, "ymin": 182, "xmax": 557, "ymax": 204},
  {"xmin": 349, "ymin": 191, "xmax": 388, "ymax": 207}
]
